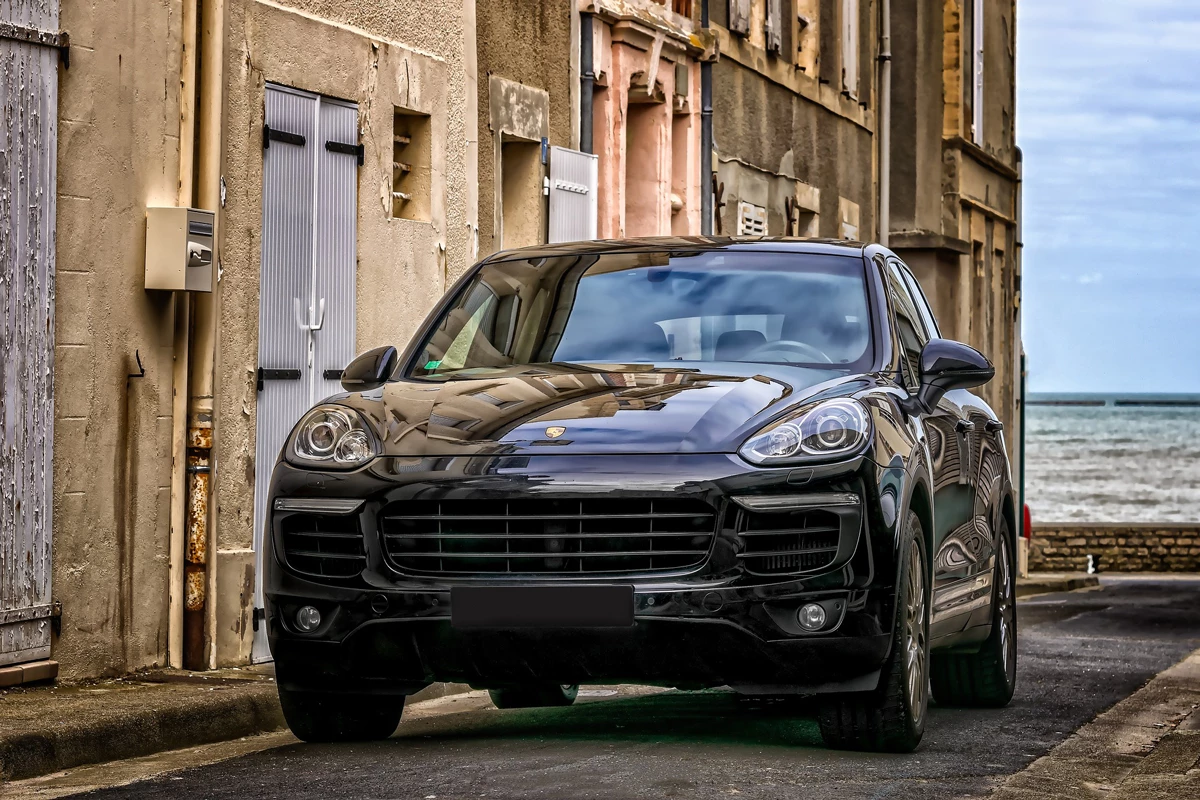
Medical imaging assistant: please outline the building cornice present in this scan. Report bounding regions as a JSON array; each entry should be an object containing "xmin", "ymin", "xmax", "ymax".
[{"xmin": 945, "ymin": 136, "xmax": 1020, "ymax": 181}]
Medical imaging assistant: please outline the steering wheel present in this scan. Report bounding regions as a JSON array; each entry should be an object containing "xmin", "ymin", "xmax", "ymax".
[{"xmin": 745, "ymin": 339, "xmax": 834, "ymax": 364}]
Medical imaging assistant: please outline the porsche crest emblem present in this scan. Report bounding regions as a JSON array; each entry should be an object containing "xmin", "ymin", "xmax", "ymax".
[{"xmin": 544, "ymin": 426, "xmax": 567, "ymax": 439}]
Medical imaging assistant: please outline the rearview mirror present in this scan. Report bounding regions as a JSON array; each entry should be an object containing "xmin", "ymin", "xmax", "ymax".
[
  {"xmin": 340, "ymin": 345, "xmax": 399, "ymax": 392},
  {"xmin": 916, "ymin": 338, "xmax": 994, "ymax": 412}
]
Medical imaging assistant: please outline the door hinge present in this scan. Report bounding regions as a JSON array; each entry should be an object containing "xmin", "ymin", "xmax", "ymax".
[
  {"xmin": 0, "ymin": 21, "xmax": 70, "ymax": 67},
  {"xmin": 263, "ymin": 124, "xmax": 306, "ymax": 149},
  {"xmin": 325, "ymin": 140, "xmax": 365, "ymax": 166},
  {"xmin": 50, "ymin": 600, "xmax": 63, "ymax": 636},
  {"xmin": 322, "ymin": 369, "xmax": 344, "ymax": 381},
  {"xmin": 257, "ymin": 367, "xmax": 302, "ymax": 392},
  {"xmin": 252, "ymin": 607, "xmax": 265, "ymax": 632}
]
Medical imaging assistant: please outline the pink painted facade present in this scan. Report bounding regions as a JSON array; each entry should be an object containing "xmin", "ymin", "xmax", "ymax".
[{"xmin": 590, "ymin": 11, "xmax": 703, "ymax": 238}]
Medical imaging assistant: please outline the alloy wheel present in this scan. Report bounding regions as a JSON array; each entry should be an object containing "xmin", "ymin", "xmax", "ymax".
[
  {"xmin": 996, "ymin": 537, "xmax": 1016, "ymax": 678},
  {"xmin": 904, "ymin": 538, "xmax": 928, "ymax": 723}
]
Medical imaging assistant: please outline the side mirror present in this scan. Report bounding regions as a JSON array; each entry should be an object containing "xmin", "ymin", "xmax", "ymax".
[
  {"xmin": 339, "ymin": 345, "xmax": 399, "ymax": 392},
  {"xmin": 916, "ymin": 338, "xmax": 994, "ymax": 412}
]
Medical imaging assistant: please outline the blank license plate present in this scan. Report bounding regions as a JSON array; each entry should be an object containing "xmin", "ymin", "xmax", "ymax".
[{"xmin": 451, "ymin": 585, "xmax": 635, "ymax": 629}]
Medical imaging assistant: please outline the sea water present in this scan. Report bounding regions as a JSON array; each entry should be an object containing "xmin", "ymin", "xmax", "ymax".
[{"xmin": 1025, "ymin": 394, "xmax": 1200, "ymax": 523}]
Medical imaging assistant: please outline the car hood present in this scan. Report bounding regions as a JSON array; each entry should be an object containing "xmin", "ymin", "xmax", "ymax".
[{"xmin": 335, "ymin": 363, "xmax": 868, "ymax": 458}]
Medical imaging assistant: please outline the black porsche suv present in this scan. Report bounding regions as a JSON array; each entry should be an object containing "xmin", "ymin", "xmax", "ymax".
[{"xmin": 265, "ymin": 238, "xmax": 1018, "ymax": 752}]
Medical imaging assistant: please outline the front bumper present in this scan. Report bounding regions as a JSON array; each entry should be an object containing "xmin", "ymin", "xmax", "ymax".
[{"xmin": 265, "ymin": 452, "xmax": 899, "ymax": 694}]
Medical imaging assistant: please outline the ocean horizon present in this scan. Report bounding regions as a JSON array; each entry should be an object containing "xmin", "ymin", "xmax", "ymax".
[{"xmin": 1024, "ymin": 392, "xmax": 1200, "ymax": 524}]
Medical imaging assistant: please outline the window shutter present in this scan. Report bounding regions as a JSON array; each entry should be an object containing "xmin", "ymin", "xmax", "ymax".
[
  {"xmin": 737, "ymin": 201, "xmax": 767, "ymax": 235},
  {"xmin": 972, "ymin": 0, "xmax": 984, "ymax": 143},
  {"xmin": 765, "ymin": 0, "xmax": 783, "ymax": 55},
  {"xmin": 841, "ymin": 0, "xmax": 859, "ymax": 96},
  {"xmin": 729, "ymin": 0, "xmax": 750, "ymax": 36}
]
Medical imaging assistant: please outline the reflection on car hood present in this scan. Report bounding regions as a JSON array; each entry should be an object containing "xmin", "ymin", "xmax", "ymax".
[{"xmin": 337, "ymin": 363, "xmax": 863, "ymax": 457}]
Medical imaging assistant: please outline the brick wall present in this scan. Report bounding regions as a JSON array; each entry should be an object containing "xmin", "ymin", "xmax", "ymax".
[{"xmin": 1029, "ymin": 524, "xmax": 1200, "ymax": 573}]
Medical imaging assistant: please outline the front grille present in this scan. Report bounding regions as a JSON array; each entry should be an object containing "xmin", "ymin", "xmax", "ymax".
[
  {"xmin": 380, "ymin": 497, "xmax": 716, "ymax": 577},
  {"xmin": 280, "ymin": 513, "xmax": 366, "ymax": 579},
  {"xmin": 737, "ymin": 508, "xmax": 841, "ymax": 575}
]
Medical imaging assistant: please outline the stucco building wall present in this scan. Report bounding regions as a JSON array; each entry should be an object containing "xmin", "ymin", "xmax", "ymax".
[
  {"xmin": 52, "ymin": 0, "xmax": 185, "ymax": 679},
  {"xmin": 476, "ymin": 0, "xmax": 574, "ymax": 257}
]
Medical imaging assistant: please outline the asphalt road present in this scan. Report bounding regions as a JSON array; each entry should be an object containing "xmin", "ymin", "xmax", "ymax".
[{"xmin": 77, "ymin": 577, "xmax": 1200, "ymax": 800}]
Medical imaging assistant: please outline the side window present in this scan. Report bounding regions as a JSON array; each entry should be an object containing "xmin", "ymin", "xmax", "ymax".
[
  {"xmin": 884, "ymin": 260, "xmax": 928, "ymax": 392},
  {"xmin": 898, "ymin": 264, "xmax": 941, "ymax": 339}
]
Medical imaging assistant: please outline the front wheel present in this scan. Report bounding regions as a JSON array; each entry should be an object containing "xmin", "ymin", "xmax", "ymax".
[
  {"xmin": 278, "ymin": 688, "xmax": 404, "ymax": 743},
  {"xmin": 819, "ymin": 511, "xmax": 929, "ymax": 753},
  {"xmin": 489, "ymin": 683, "xmax": 579, "ymax": 709},
  {"xmin": 930, "ymin": 517, "xmax": 1018, "ymax": 707}
]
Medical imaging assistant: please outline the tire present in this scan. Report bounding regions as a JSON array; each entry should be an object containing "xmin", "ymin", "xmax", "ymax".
[
  {"xmin": 278, "ymin": 688, "xmax": 404, "ymax": 743},
  {"xmin": 930, "ymin": 517, "xmax": 1018, "ymax": 707},
  {"xmin": 488, "ymin": 683, "xmax": 579, "ymax": 709},
  {"xmin": 818, "ymin": 511, "xmax": 929, "ymax": 753}
]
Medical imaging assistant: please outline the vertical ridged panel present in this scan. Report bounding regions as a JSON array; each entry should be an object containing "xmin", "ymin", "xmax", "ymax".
[
  {"xmin": 312, "ymin": 98, "xmax": 358, "ymax": 402},
  {"xmin": 0, "ymin": 0, "xmax": 59, "ymax": 667},
  {"xmin": 252, "ymin": 85, "xmax": 317, "ymax": 661},
  {"xmin": 547, "ymin": 146, "xmax": 598, "ymax": 243}
]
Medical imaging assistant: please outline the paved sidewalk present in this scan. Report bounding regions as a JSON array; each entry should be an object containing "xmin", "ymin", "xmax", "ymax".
[
  {"xmin": 1017, "ymin": 572, "xmax": 1100, "ymax": 597},
  {"xmin": 0, "ymin": 665, "xmax": 482, "ymax": 784},
  {"xmin": 0, "ymin": 667, "xmax": 284, "ymax": 782},
  {"xmin": 991, "ymin": 647, "xmax": 1200, "ymax": 799}
]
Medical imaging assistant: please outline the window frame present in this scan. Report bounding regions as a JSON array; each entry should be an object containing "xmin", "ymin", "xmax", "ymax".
[
  {"xmin": 896, "ymin": 261, "xmax": 941, "ymax": 340},
  {"xmin": 883, "ymin": 258, "xmax": 930, "ymax": 393},
  {"xmin": 841, "ymin": 0, "xmax": 859, "ymax": 97}
]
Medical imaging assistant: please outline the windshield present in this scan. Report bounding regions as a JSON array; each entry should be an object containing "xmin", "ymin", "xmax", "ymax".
[{"xmin": 410, "ymin": 250, "xmax": 874, "ymax": 379}]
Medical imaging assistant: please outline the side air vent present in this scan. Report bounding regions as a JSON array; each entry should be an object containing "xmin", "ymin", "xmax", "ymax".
[
  {"xmin": 736, "ymin": 508, "xmax": 842, "ymax": 576},
  {"xmin": 279, "ymin": 513, "xmax": 365, "ymax": 579}
]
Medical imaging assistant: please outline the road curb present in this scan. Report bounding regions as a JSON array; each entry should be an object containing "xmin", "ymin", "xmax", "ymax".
[
  {"xmin": 0, "ymin": 676, "xmax": 481, "ymax": 784},
  {"xmin": 0, "ymin": 677, "xmax": 284, "ymax": 783},
  {"xmin": 1016, "ymin": 573, "xmax": 1100, "ymax": 597},
  {"xmin": 989, "ymin": 647, "xmax": 1200, "ymax": 799}
]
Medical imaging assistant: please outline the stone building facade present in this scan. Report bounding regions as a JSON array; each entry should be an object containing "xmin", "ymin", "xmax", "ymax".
[{"xmin": 0, "ymin": 0, "xmax": 1022, "ymax": 682}]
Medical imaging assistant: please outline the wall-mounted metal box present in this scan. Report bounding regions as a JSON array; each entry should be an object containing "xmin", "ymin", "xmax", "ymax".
[{"xmin": 145, "ymin": 207, "xmax": 215, "ymax": 292}]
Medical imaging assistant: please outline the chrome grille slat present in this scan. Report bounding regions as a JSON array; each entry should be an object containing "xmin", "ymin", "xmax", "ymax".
[
  {"xmin": 397, "ymin": 549, "xmax": 707, "ymax": 559},
  {"xmin": 381, "ymin": 512, "xmax": 710, "ymax": 521},
  {"xmin": 382, "ymin": 531, "xmax": 710, "ymax": 540},
  {"xmin": 380, "ymin": 497, "xmax": 716, "ymax": 577}
]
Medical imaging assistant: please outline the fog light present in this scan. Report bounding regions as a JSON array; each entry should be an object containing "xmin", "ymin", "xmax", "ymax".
[
  {"xmin": 295, "ymin": 605, "xmax": 322, "ymax": 632},
  {"xmin": 797, "ymin": 603, "xmax": 827, "ymax": 631}
]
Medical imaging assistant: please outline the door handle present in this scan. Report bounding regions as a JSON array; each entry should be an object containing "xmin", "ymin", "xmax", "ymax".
[
  {"xmin": 984, "ymin": 419, "xmax": 1004, "ymax": 434},
  {"xmin": 294, "ymin": 297, "xmax": 326, "ymax": 331},
  {"xmin": 955, "ymin": 420, "xmax": 976, "ymax": 434},
  {"xmin": 310, "ymin": 298, "xmax": 326, "ymax": 331}
]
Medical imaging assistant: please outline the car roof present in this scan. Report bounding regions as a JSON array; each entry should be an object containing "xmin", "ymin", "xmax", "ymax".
[{"xmin": 484, "ymin": 236, "xmax": 869, "ymax": 263}]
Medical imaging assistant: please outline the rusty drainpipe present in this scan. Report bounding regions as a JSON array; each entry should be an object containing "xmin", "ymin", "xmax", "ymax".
[{"xmin": 184, "ymin": 0, "xmax": 226, "ymax": 671}]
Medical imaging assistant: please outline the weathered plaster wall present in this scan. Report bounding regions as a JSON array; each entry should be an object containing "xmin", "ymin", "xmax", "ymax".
[
  {"xmin": 591, "ymin": 20, "xmax": 703, "ymax": 239},
  {"xmin": 712, "ymin": 56, "xmax": 875, "ymax": 239},
  {"xmin": 212, "ymin": 0, "xmax": 471, "ymax": 663},
  {"xmin": 889, "ymin": 0, "xmax": 944, "ymax": 235},
  {"xmin": 52, "ymin": 0, "xmax": 184, "ymax": 678},
  {"xmin": 476, "ymin": 0, "xmax": 572, "ymax": 257}
]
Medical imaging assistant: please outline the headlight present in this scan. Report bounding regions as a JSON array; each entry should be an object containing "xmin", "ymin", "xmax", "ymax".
[
  {"xmin": 739, "ymin": 398, "xmax": 871, "ymax": 465},
  {"xmin": 289, "ymin": 405, "xmax": 379, "ymax": 468}
]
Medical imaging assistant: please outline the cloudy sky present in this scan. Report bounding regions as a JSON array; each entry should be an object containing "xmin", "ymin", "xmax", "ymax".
[{"xmin": 1020, "ymin": 0, "xmax": 1200, "ymax": 393}]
